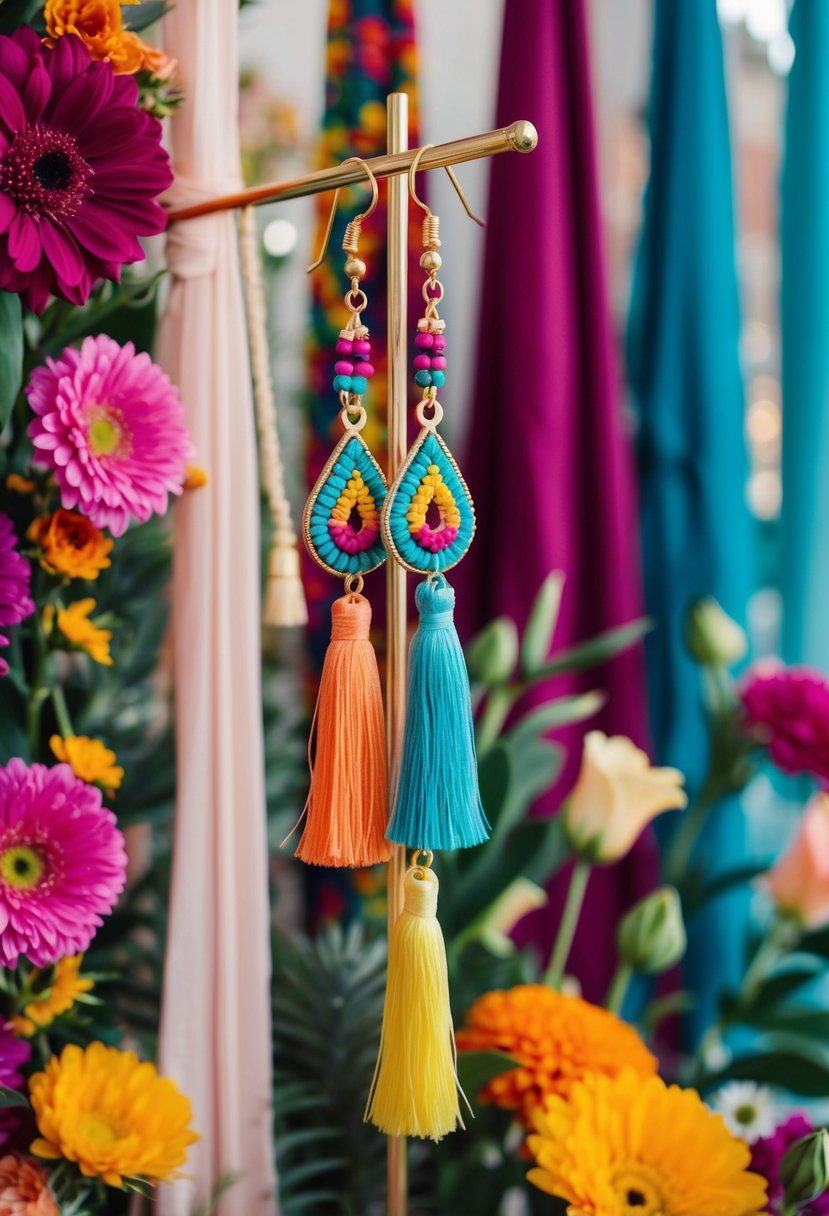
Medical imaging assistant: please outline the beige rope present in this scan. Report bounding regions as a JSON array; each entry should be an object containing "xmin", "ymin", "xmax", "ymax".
[{"xmin": 239, "ymin": 205, "xmax": 308, "ymax": 628}]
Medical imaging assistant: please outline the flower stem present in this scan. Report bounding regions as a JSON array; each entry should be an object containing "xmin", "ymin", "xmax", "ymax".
[
  {"xmin": 544, "ymin": 858, "xmax": 591, "ymax": 990},
  {"xmin": 51, "ymin": 684, "xmax": 75, "ymax": 738},
  {"xmin": 605, "ymin": 963, "xmax": 634, "ymax": 1015},
  {"xmin": 663, "ymin": 780, "xmax": 720, "ymax": 887},
  {"xmin": 25, "ymin": 612, "xmax": 49, "ymax": 761}
]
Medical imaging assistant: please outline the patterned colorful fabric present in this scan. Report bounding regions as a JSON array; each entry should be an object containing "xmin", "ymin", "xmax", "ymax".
[{"xmin": 304, "ymin": 0, "xmax": 423, "ymax": 652}]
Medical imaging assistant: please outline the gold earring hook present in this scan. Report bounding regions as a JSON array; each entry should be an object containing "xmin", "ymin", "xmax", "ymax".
[
  {"xmin": 307, "ymin": 157, "xmax": 380, "ymax": 273},
  {"xmin": 408, "ymin": 144, "xmax": 485, "ymax": 228}
]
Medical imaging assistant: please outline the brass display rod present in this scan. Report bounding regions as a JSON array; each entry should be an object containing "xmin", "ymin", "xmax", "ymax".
[
  {"xmin": 165, "ymin": 119, "xmax": 538, "ymax": 222},
  {"xmin": 385, "ymin": 92, "xmax": 409, "ymax": 1216}
]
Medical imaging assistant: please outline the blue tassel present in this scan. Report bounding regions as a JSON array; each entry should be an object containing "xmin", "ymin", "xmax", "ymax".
[{"xmin": 386, "ymin": 575, "xmax": 490, "ymax": 851}]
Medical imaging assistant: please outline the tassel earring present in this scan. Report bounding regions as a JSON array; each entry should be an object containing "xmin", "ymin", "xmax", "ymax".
[
  {"xmin": 296, "ymin": 160, "xmax": 390, "ymax": 868},
  {"xmin": 382, "ymin": 151, "xmax": 489, "ymax": 854},
  {"xmin": 239, "ymin": 205, "xmax": 308, "ymax": 628},
  {"xmin": 366, "ymin": 852, "xmax": 467, "ymax": 1140}
]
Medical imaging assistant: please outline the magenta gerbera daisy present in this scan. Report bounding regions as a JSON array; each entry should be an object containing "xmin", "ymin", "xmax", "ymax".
[
  {"xmin": 27, "ymin": 334, "xmax": 191, "ymax": 536},
  {"xmin": 0, "ymin": 27, "xmax": 172, "ymax": 314},
  {"xmin": 0, "ymin": 513, "xmax": 34, "ymax": 678},
  {"xmin": 0, "ymin": 759, "xmax": 127, "ymax": 967}
]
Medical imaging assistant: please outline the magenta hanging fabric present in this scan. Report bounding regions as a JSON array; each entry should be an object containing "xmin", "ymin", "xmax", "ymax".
[{"xmin": 454, "ymin": 0, "xmax": 654, "ymax": 999}]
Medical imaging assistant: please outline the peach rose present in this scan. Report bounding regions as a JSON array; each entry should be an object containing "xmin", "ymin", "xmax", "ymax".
[{"xmin": 763, "ymin": 794, "xmax": 829, "ymax": 928}]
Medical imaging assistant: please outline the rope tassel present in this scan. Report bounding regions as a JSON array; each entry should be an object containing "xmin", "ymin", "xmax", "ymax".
[
  {"xmin": 366, "ymin": 857, "xmax": 466, "ymax": 1140},
  {"xmin": 386, "ymin": 575, "xmax": 489, "ymax": 851},
  {"xmin": 295, "ymin": 590, "xmax": 390, "ymax": 867}
]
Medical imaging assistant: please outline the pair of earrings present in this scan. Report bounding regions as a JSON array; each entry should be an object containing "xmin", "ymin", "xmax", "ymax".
[{"xmin": 296, "ymin": 153, "xmax": 489, "ymax": 870}]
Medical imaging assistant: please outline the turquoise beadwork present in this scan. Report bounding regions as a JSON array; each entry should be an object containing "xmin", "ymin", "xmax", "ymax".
[
  {"xmin": 381, "ymin": 430, "xmax": 475, "ymax": 573},
  {"xmin": 304, "ymin": 434, "xmax": 387, "ymax": 576}
]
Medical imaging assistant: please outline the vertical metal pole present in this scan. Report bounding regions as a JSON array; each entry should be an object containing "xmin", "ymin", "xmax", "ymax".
[{"xmin": 385, "ymin": 90, "xmax": 408, "ymax": 1216}]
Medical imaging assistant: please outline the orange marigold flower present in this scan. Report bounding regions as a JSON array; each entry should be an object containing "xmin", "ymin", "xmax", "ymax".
[
  {"xmin": 49, "ymin": 735, "xmax": 123, "ymax": 794},
  {"xmin": 10, "ymin": 955, "xmax": 95, "ymax": 1038},
  {"xmin": 4, "ymin": 475, "xmax": 36, "ymax": 495},
  {"xmin": 44, "ymin": 0, "xmax": 175, "ymax": 79},
  {"xmin": 27, "ymin": 511, "xmax": 113, "ymax": 580},
  {"xmin": 52, "ymin": 599, "xmax": 113, "ymax": 666},
  {"xmin": 182, "ymin": 464, "xmax": 208, "ymax": 491},
  {"xmin": 0, "ymin": 1154, "xmax": 58, "ymax": 1216},
  {"xmin": 456, "ymin": 984, "xmax": 657, "ymax": 1127}
]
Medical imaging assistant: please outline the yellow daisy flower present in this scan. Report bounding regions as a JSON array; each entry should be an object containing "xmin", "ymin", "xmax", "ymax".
[
  {"xmin": 527, "ymin": 1069, "xmax": 768, "ymax": 1216},
  {"xmin": 51, "ymin": 599, "xmax": 113, "ymax": 666},
  {"xmin": 49, "ymin": 735, "xmax": 123, "ymax": 795},
  {"xmin": 30, "ymin": 1042, "xmax": 198, "ymax": 1187},
  {"xmin": 10, "ymin": 955, "xmax": 94, "ymax": 1037}
]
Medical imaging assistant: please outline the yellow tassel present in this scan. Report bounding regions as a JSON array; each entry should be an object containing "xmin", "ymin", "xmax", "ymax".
[
  {"xmin": 263, "ymin": 544, "xmax": 308, "ymax": 629},
  {"xmin": 366, "ymin": 859, "xmax": 465, "ymax": 1140}
]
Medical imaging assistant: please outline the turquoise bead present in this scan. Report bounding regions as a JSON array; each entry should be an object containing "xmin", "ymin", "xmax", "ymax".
[
  {"xmin": 414, "ymin": 369, "xmax": 433, "ymax": 388},
  {"xmin": 351, "ymin": 375, "xmax": 368, "ymax": 394},
  {"xmin": 431, "ymin": 370, "xmax": 446, "ymax": 388},
  {"xmin": 332, "ymin": 374, "xmax": 352, "ymax": 393}
]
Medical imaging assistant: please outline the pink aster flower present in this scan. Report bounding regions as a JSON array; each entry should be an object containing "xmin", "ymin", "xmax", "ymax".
[
  {"xmin": 0, "ymin": 514, "xmax": 34, "ymax": 678},
  {"xmin": 0, "ymin": 27, "xmax": 172, "ymax": 314},
  {"xmin": 0, "ymin": 1029, "xmax": 30, "ymax": 1150},
  {"xmin": 0, "ymin": 759, "xmax": 127, "ymax": 967},
  {"xmin": 740, "ymin": 665, "xmax": 829, "ymax": 787},
  {"xmin": 27, "ymin": 335, "xmax": 191, "ymax": 536}
]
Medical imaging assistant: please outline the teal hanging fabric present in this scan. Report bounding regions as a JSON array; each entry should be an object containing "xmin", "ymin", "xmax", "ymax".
[
  {"xmin": 781, "ymin": 0, "xmax": 829, "ymax": 671},
  {"xmin": 626, "ymin": 0, "xmax": 754, "ymax": 1038}
]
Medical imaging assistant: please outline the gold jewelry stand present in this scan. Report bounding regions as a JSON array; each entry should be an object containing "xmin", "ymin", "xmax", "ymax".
[{"xmin": 168, "ymin": 95, "xmax": 537, "ymax": 1216}]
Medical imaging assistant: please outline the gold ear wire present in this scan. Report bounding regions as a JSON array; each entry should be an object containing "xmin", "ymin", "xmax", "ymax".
[
  {"xmin": 408, "ymin": 144, "xmax": 485, "ymax": 228},
  {"xmin": 307, "ymin": 157, "xmax": 380, "ymax": 273}
]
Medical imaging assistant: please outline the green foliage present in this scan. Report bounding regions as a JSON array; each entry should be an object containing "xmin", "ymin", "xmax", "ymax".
[
  {"xmin": 0, "ymin": 291, "xmax": 23, "ymax": 434},
  {"xmin": 0, "ymin": 0, "xmax": 42, "ymax": 34}
]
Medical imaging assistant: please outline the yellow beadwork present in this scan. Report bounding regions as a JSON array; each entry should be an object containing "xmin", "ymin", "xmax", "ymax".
[
  {"xmin": 407, "ymin": 465, "xmax": 461, "ymax": 534},
  {"xmin": 330, "ymin": 470, "xmax": 378, "ymax": 526}
]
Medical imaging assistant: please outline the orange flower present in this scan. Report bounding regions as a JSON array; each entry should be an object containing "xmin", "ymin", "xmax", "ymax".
[
  {"xmin": 0, "ymin": 1154, "xmax": 57, "ymax": 1216},
  {"xmin": 44, "ymin": 0, "xmax": 175, "ymax": 79},
  {"xmin": 456, "ymin": 984, "xmax": 657, "ymax": 1127},
  {"xmin": 4, "ymin": 475, "xmax": 36, "ymax": 495},
  {"xmin": 49, "ymin": 735, "xmax": 123, "ymax": 794},
  {"xmin": 10, "ymin": 955, "xmax": 95, "ymax": 1037},
  {"xmin": 182, "ymin": 464, "xmax": 208, "ymax": 491},
  {"xmin": 50, "ymin": 599, "xmax": 113, "ymax": 666},
  {"xmin": 27, "ymin": 511, "xmax": 113, "ymax": 580}
]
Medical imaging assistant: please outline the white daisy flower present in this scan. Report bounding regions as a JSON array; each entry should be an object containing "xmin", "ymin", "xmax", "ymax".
[{"xmin": 712, "ymin": 1081, "xmax": 780, "ymax": 1144}]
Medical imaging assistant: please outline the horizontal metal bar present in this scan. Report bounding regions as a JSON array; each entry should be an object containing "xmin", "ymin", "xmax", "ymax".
[{"xmin": 166, "ymin": 119, "xmax": 538, "ymax": 222}]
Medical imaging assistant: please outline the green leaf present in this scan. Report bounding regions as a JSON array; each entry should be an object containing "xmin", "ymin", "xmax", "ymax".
[
  {"xmin": 0, "ymin": 1086, "xmax": 28, "ymax": 1109},
  {"xmin": 122, "ymin": 1, "xmax": 171, "ymax": 30},
  {"xmin": 506, "ymin": 691, "xmax": 605, "ymax": 746},
  {"xmin": 702, "ymin": 1049, "xmax": 829, "ymax": 1097},
  {"xmin": 0, "ymin": 0, "xmax": 42, "ymax": 34},
  {"xmin": 640, "ymin": 990, "xmax": 697, "ymax": 1036},
  {"xmin": 466, "ymin": 616, "xmax": 519, "ymax": 685},
  {"xmin": 521, "ymin": 571, "xmax": 565, "ymax": 674},
  {"xmin": 685, "ymin": 859, "xmax": 775, "ymax": 916},
  {"xmin": 535, "ymin": 617, "xmax": 652, "ymax": 681},
  {"xmin": 457, "ymin": 1050, "xmax": 520, "ymax": 1099},
  {"xmin": 741, "ymin": 1006, "xmax": 829, "ymax": 1041},
  {"xmin": 0, "ymin": 291, "xmax": 23, "ymax": 434}
]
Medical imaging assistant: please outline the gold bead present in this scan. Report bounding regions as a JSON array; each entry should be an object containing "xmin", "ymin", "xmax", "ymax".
[
  {"xmin": 420, "ymin": 250, "xmax": 442, "ymax": 272},
  {"xmin": 345, "ymin": 257, "xmax": 366, "ymax": 279}
]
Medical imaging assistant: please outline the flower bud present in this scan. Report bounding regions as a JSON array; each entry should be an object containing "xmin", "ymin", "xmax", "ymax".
[
  {"xmin": 685, "ymin": 597, "xmax": 747, "ymax": 667},
  {"xmin": 466, "ymin": 616, "xmax": 519, "ymax": 685},
  {"xmin": 618, "ymin": 886, "xmax": 687, "ymax": 975},
  {"xmin": 781, "ymin": 1129, "xmax": 829, "ymax": 1206}
]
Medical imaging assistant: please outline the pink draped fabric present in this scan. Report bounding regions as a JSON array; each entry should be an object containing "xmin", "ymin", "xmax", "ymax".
[{"xmin": 155, "ymin": 4, "xmax": 277, "ymax": 1213}]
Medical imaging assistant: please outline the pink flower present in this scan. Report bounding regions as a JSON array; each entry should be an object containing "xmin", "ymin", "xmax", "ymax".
[
  {"xmin": 0, "ymin": 27, "xmax": 172, "ymax": 314},
  {"xmin": 0, "ymin": 514, "xmax": 34, "ymax": 678},
  {"xmin": 27, "ymin": 335, "xmax": 191, "ymax": 536},
  {"xmin": 0, "ymin": 759, "xmax": 126, "ymax": 966},
  {"xmin": 762, "ymin": 794, "xmax": 829, "ymax": 928},
  {"xmin": 0, "ymin": 1030, "xmax": 30, "ymax": 1150},
  {"xmin": 741, "ymin": 666, "xmax": 829, "ymax": 787},
  {"xmin": 751, "ymin": 1114, "xmax": 829, "ymax": 1215}
]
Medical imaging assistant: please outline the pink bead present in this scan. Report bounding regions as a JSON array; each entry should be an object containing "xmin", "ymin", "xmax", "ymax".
[
  {"xmin": 336, "ymin": 339, "xmax": 353, "ymax": 355},
  {"xmin": 432, "ymin": 335, "xmax": 446, "ymax": 351},
  {"xmin": 361, "ymin": 363, "xmax": 375, "ymax": 378},
  {"xmin": 431, "ymin": 356, "xmax": 447, "ymax": 370},
  {"xmin": 413, "ymin": 354, "xmax": 431, "ymax": 370},
  {"xmin": 334, "ymin": 360, "xmax": 354, "ymax": 375},
  {"xmin": 415, "ymin": 333, "xmax": 434, "ymax": 349},
  {"xmin": 353, "ymin": 339, "xmax": 371, "ymax": 356}
]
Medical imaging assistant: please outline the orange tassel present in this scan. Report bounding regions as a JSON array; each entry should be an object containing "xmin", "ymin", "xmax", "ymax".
[{"xmin": 296, "ymin": 592, "xmax": 390, "ymax": 867}]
